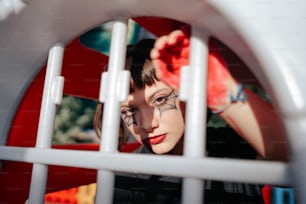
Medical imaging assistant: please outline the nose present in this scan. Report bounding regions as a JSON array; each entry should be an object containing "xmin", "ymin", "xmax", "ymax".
[{"xmin": 140, "ymin": 107, "xmax": 159, "ymax": 132}]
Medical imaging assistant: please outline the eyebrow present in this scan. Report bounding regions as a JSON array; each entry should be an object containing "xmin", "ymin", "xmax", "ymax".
[
  {"xmin": 147, "ymin": 88, "xmax": 171, "ymax": 103},
  {"xmin": 121, "ymin": 87, "xmax": 171, "ymax": 108},
  {"xmin": 120, "ymin": 102, "xmax": 129, "ymax": 108}
]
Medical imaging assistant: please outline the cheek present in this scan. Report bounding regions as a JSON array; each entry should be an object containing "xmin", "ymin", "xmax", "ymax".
[
  {"xmin": 161, "ymin": 108, "xmax": 185, "ymax": 128},
  {"xmin": 161, "ymin": 100, "xmax": 184, "ymax": 123}
]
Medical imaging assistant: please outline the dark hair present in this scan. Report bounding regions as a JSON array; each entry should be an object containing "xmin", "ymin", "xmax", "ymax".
[
  {"xmin": 93, "ymin": 102, "xmax": 129, "ymax": 151},
  {"xmin": 126, "ymin": 39, "xmax": 159, "ymax": 91}
]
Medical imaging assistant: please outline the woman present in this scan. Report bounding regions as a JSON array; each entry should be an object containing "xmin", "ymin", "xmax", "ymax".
[
  {"xmin": 98, "ymin": 31, "xmax": 288, "ymax": 160},
  {"xmin": 94, "ymin": 32, "xmax": 289, "ymax": 203}
]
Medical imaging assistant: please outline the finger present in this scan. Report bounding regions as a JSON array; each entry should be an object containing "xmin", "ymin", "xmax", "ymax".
[
  {"xmin": 151, "ymin": 35, "xmax": 170, "ymax": 60},
  {"xmin": 150, "ymin": 48, "xmax": 161, "ymax": 60},
  {"xmin": 168, "ymin": 43, "xmax": 183, "ymax": 55},
  {"xmin": 154, "ymin": 35, "xmax": 169, "ymax": 51},
  {"xmin": 168, "ymin": 30, "xmax": 186, "ymax": 45},
  {"xmin": 168, "ymin": 30, "xmax": 190, "ymax": 55},
  {"xmin": 181, "ymin": 45, "xmax": 190, "ymax": 58},
  {"xmin": 153, "ymin": 59, "xmax": 162, "ymax": 78}
]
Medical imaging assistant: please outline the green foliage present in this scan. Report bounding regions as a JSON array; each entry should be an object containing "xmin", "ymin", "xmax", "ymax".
[
  {"xmin": 80, "ymin": 20, "xmax": 141, "ymax": 56},
  {"xmin": 52, "ymin": 96, "xmax": 97, "ymax": 144},
  {"xmin": 207, "ymin": 114, "xmax": 227, "ymax": 128},
  {"xmin": 52, "ymin": 20, "xmax": 145, "ymax": 145}
]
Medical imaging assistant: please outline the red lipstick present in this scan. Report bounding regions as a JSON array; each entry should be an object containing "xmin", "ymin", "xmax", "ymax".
[{"xmin": 146, "ymin": 134, "xmax": 166, "ymax": 145}]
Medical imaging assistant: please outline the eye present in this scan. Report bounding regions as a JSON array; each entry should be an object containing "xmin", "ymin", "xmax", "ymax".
[
  {"xmin": 154, "ymin": 96, "xmax": 167, "ymax": 106},
  {"xmin": 121, "ymin": 108, "xmax": 135, "ymax": 117}
]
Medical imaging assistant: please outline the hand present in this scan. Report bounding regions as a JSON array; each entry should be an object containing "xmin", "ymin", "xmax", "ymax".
[
  {"xmin": 150, "ymin": 30, "xmax": 189, "ymax": 90},
  {"xmin": 150, "ymin": 30, "xmax": 238, "ymax": 112}
]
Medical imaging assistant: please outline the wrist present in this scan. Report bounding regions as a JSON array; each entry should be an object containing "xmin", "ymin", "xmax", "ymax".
[{"xmin": 211, "ymin": 83, "xmax": 247, "ymax": 114}]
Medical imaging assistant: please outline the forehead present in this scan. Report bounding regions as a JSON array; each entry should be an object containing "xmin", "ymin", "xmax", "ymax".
[{"xmin": 123, "ymin": 81, "xmax": 172, "ymax": 105}]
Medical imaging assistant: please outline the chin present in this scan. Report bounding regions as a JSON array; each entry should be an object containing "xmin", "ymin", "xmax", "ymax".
[
  {"xmin": 152, "ymin": 144, "xmax": 174, "ymax": 155},
  {"xmin": 153, "ymin": 149, "xmax": 170, "ymax": 155}
]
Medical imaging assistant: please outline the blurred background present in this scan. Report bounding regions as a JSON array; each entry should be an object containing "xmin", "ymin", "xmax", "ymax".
[{"xmin": 52, "ymin": 19, "xmax": 156, "ymax": 145}]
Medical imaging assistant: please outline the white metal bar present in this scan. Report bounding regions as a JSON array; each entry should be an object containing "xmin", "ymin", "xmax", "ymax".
[
  {"xmin": 96, "ymin": 19, "xmax": 129, "ymax": 204},
  {"xmin": 285, "ymin": 118, "xmax": 306, "ymax": 204},
  {"xmin": 96, "ymin": 171, "xmax": 115, "ymax": 204},
  {"xmin": 28, "ymin": 44, "xmax": 64, "ymax": 204},
  {"xmin": 0, "ymin": 146, "xmax": 290, "ymax": 185},
  {"xmin": 182, "ymin": 29, "xmax": 209, "ymax": 158},
  {"xmin": 183, "ymin": 178, "xmax": 203, "ymax": 204},
  {"xmin": 181, "ymin": 27, "xmax": 209, "ymax": 204}
]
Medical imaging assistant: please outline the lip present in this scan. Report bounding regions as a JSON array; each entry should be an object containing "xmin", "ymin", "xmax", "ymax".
[{"xmin": 144, "ymin": 134, "xmax": 166, "ymax": 145}]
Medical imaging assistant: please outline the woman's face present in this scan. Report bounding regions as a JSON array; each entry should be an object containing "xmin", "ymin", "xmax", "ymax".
[{"xmin": 120, "ymin": 80, "xmax": 185, "ymax": 154}]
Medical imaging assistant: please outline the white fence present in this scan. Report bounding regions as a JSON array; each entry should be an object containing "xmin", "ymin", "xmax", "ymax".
[{"xmin": 1, "ymin": 1, "xmax": 306, "ymax": 203}]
